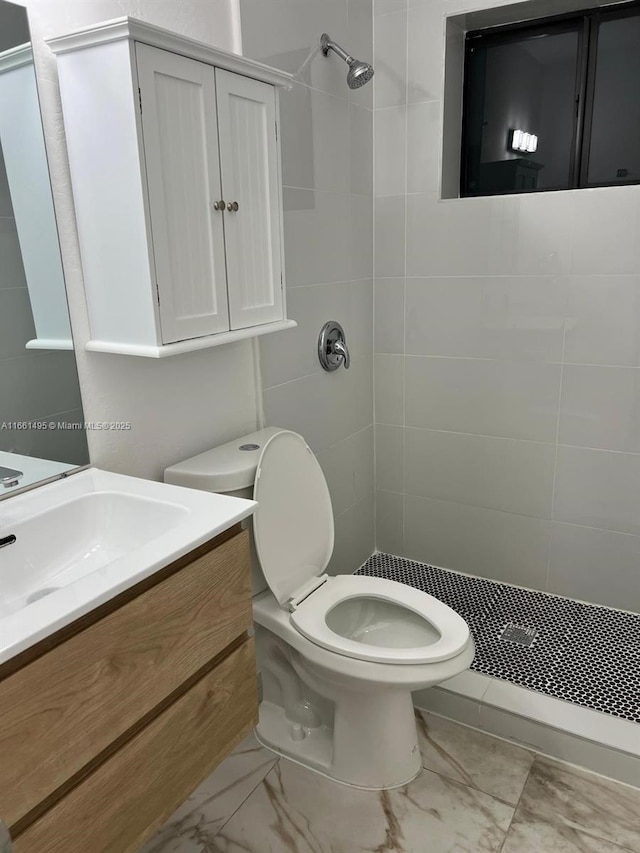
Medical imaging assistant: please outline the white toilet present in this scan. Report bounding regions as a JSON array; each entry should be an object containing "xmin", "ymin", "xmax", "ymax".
[{"xmin": 166, "ymin": 427, "xmax": 474, "ymax": 790}]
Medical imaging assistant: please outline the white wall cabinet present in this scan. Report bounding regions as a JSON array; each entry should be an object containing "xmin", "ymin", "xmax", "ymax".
[{"xmin": 48, "ymin": 19, "xmax": 295, "ymax": 357}]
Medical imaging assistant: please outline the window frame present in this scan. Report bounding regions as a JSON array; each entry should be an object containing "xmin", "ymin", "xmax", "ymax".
[{"xmin": 460, "ymin": 0, "xmax": 640, "ymax": 197}]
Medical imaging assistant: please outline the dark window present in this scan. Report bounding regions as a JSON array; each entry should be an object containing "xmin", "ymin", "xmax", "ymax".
[{"xmin": 461, "ymin": 2, "xmax": 640, "ymax": 197}]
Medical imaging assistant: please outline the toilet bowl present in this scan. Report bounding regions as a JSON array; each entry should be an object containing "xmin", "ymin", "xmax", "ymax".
[{"xmin": 165, "ymin": 428, "xmax": 474, "ymax": 789}]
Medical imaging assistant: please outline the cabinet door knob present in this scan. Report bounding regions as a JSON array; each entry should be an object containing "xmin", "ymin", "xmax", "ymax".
[
  {"xmin": 227, "ymin": 201, "xmax": 239, "ymax": 212},
  {"xmin": 213, "ymin": 200, "xmax": 225, "ymax": 211}
]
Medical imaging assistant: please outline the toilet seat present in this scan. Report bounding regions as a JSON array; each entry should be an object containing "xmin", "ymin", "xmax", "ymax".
[
  {"xmin": 253, "ymin": 430, "xmax": 333, "ymax": 606},
  {"xmin": 290, "ymin": 575, "xmax": 470, "ymax": 665},
  {"xmin": 253, "ymin": 430, "xmax": 470, "ymax": 667}
]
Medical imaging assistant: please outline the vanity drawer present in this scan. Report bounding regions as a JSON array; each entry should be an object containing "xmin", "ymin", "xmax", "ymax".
[
  {"xmin": 0, "ymin": 529, "xmax": 251, "ymax": 830},
  {"xmin": 13, "ymin": 638, "xmax": 258, "ymax": 853}
]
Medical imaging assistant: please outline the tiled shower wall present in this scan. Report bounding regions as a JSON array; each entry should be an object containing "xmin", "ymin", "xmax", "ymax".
[
  {"xmin": 240, "ymin": 0, "xmax": 375, "ymax": 575},
  {"xmin": 373, "ymin": 0, "xmax": 640, "ymax": 612}
]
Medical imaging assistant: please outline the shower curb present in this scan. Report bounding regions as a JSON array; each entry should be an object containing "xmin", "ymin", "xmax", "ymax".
[{"xmin": 413, "ymin": 672, "xmax": 640, "ymax": 788}]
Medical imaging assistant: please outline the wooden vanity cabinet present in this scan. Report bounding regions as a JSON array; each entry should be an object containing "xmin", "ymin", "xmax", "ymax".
[{"xmin": 0, "ymin": 525, "xmax": 258, "ymax": 853}]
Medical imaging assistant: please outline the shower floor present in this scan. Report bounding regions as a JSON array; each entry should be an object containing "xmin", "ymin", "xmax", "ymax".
[{"xmin": 357, "ymin": 553, "xmax": 640, "ymax": 725}]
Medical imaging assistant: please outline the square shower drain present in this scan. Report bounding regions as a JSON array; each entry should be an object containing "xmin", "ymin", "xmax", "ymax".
[{"xmin": 499, "ymin": 623, "xmax": 538, "ymax": 647}]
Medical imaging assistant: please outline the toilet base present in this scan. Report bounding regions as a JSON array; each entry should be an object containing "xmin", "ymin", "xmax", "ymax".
[{"xmin": 255, "ymin": 691, "xmax": 423, "ymax": 790}]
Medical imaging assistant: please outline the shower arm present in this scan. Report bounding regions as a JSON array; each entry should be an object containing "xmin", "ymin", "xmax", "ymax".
[{"xmin": 321, "ymin": 34, "xmax": 354, "ymax": 66}]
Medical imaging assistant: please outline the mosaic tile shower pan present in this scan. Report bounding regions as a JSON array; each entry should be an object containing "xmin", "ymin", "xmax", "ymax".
[{"xmin": 357, "ymin": 553, "xmax": 640, "ymax": 724}]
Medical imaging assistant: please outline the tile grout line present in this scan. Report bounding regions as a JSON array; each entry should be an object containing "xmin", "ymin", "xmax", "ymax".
[
  {"xmin": 372, "ymin": 0, "xmax": 378, "ymax": 549},
  {"xmin": 546, "ymin": 289, "xmax": 569, "ymax": 590},
  {"xmin": 496, "ymin": 758, "xmax": 535, "ymax": 853},
  {"xmin": 400, "ymin": 3, "xmax": 409, "ymax": 555},
  {"xmin": 213, "ymin": 754, "xmax": 282, "ymax": 840}
]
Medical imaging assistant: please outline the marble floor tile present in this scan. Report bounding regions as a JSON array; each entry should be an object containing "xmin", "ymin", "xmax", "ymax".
[
  {"xmin": 415, "ymin": 709, "xmax": 535, "ymax": 805},
  {"xmin": 213, "ymin": 757, "xmax": 514, "ymax": 853},
  {"xmin": 138, "ymin": 734, "xmax": 279, "ymax": 853},
  {"xmin": 502, "ymin": 757, "xmax": 640, "ymax": 853},
  {"xmin": 502, "ymin": 812, "xmax": 638, "ymax": 853}
]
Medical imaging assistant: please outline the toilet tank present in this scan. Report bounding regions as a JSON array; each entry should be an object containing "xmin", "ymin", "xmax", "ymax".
[{"xmin": 164, "ymin": 427, "xmax": 283, "ymax": 596}]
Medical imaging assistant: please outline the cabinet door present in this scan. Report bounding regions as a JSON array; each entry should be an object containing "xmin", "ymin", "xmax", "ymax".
[
  {"xmin": 136, "ymin": 44, "xmax": 230, "ymax": 343},
  {"xmin": 215, "ymin": 69, "xmax": 284, "ymax": 330}
]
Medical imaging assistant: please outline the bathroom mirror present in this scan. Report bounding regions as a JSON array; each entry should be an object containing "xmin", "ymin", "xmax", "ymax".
[{"xmin": 0, "ymin": 0, "xmax": 88, "ymax": 495}]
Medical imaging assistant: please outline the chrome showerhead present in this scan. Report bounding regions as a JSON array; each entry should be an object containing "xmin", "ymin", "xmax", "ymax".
[
  {"xmin": 320, "ymin": 33, "xmax": 375, "ymax": 90},
  {"xmin": 347, "ymin": 59, "xmax": 375, "ymax": 89}
]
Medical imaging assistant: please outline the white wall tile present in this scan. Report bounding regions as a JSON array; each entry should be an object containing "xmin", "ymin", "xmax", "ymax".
[
  {"xmin": 558, "ymin": 365, "xmax": 640, "ymax": 454},
  {"xmin": 265, "ymin": 353, "xmax": 372, "ymax": 456},
  {"xmin": 564, "ymin": 276, "xmax": 640, "ymax": 367},
  {"xmin": 406, "ymin": 194, "xmax": 503, "ymax": 277},
  {"xmin": 375, "ymin": 193, "xmax": 405, "ymax": 276},
  {"xmin": 514, "ymin": 192, "xmax": 574, "ymax": 276},
  {"xmin": 351, "ymin": 353, "xmax": 375, "ymax": 436},
  {"xmin": 317, "ymin": 425, "xmax": 374, "ymax": 518},
  {"xmin": 347, "ymin": 278, "xmax": 375, "ymax": 361},
  {"xmin": 353, "ymin": 423, "xmax": 375, "ymax": 503},
  {"xmin": 407, "ymin": 2, "xmax": 446, "ymax": 104},
  {"xmin": 240, "ymin": 0, "xmax": 349, "ymax": 99},
  {"xmin": 375, "ymin": 106, "xmax": 406, "ymax": 196},
  {"xmin": 404, "ymin": 494, "xmax": 550, "ymax": 589},
  {"xmin": 317, "ymin": 435, "xmax": 360, "ymax": 517},
  {"xmin": 375, "ymin": 0, "xmax": 407, "ymax": 15},
  {"xmin": 376, "ymin": 422, "xmax": 404, "ymax": 492},
  {"xmin": 571, "ymin": 188, "xmax": 640, "ymax": 276},
  {"xmin": 404, "ymin": 357, "xmax": 561, "ymax": 442},
  {"xmin": 374, "ymin": 352, "xmax": 404, "ymax": 424},
  {"xmin": 554, "ymin": 446, "xmax": 640, "ymax": 535},
  {"xmin": 349, "ymin": 0, "xmax": 375, "ymax": 109},
  {"xmin": 376, "ymin": 489, "xmax": 404, "ymax": 555},
  {"xmin": 350, "ymin": 104, "xmax": 374, "ymax": 195},
  {"xmin": 404, "ymin": 428, "xmax": 555, "ymax": 518},
  {"xmin": 370, "ymin": 0, "xmax": 640, "ymax": 608},
  {"xmin": 548, "ymin": 522, "xmax": 640, "ymax": 611},
  {"xmin": 328, "ymin": 492, "xmax": 375, "ymax": 575},
  {"xmin": 260, "ymin": 282, "xmax": 350, "ymax": 388},
  {"xmin": 405, "ymin": 277, "xmax": 566, "ymax": 362},
  {"xmin": 280, "ymin": 84, "xmax": 349, "ymax": 193},
  {"xmin": 350, "ymin": 194, "xmax": 374, "ymax": 279},
  {"xmin": 374, "ymin": 9, "xmax": 407, "ymax": 108},
  {"xmin": 406, "ymin": 100, "xmax": 441, "ymax": 194},
  {"xmin": 374, "ymin": 277, "xmax": 404, "ymax": 353},
  {"xmin": 283, "ymin": 188, "xmax": 351, "ymax": 286}
]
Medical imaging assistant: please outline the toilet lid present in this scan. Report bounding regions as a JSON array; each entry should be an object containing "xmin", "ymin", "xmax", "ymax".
[{"xmin": 253, "ymin": 430, "xmax": 334, "ymax": 606}]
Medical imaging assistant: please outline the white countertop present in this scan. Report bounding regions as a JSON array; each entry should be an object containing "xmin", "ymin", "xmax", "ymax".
[{"xmin": 0, "ymin": 468, "xmax": 256, "ymax": 665}]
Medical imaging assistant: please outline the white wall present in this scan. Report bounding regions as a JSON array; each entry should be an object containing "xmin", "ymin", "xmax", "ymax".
[
  {"xmin": 240, "ymin": 0, "xmax": 376, "ymax": 575},
  {"xmin": 373, "ymin": 0, "xmax": 640, "ymax": 612},
  {"xmin": 21, "ymin": 0, "xmax": 259, "ymax": 482}
]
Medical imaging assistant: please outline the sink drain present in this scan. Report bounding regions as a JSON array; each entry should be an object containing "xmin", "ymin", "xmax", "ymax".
[{"xmin": 26, "ymin": 587, "xmax": 60, "ymax": 605}]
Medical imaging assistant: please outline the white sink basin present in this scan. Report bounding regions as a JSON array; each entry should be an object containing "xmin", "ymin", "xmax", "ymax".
[{"xmin": 0, "ymin": 468, "xmax": 256, "ymax": 664}]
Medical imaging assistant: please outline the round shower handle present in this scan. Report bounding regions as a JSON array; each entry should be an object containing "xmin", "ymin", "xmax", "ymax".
[
  {"xmin": 227, "ymin": 201, "xmax": 239, "ymax": 212},
  {"xmin": 213, "ymin": 199, "xmax": 225, "ymax": 211},
  {"xmin": 318, "ymin": 320, "xmax": 350, "ymax": 371}
]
